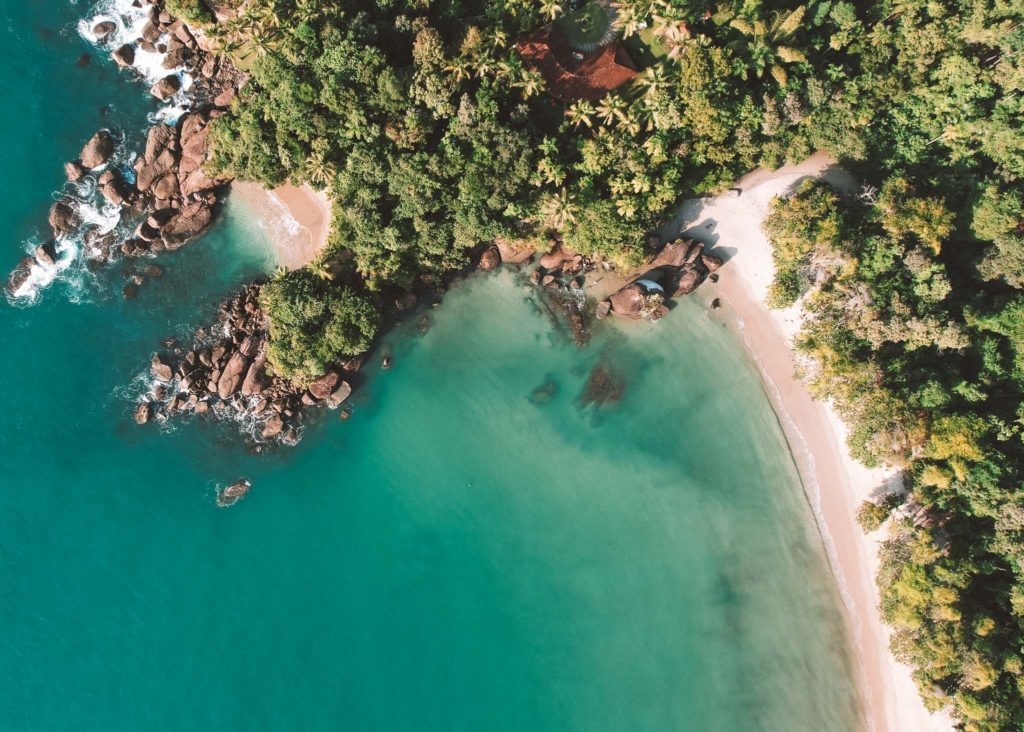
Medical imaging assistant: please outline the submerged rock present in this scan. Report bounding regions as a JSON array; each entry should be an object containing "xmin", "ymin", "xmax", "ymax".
[
  {"xmin": 580, "ymin": 363, "xmax": 624, "ymax": 407},
  {"xmin": 529, "ymin": 378, "xmax": 557, "ymax": 405}
]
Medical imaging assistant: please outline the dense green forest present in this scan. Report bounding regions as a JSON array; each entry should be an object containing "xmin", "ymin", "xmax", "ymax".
[{"xmin": 192, "ymin": 0, "xmax": 1024, "ymax": 725}]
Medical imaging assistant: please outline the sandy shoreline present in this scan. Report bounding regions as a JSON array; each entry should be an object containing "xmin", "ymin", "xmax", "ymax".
[
  {"xmin": 649, "ymin": 153, "xmax": 952, "ymax": 732},
  {"xmin": 231, "ymin": 181, "xmax": 332, "ymax": 270}
]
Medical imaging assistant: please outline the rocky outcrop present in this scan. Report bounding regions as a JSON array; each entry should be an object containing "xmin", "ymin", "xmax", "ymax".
[
  {"xmin": 98, "ymin": 169, "xmax": 131, "ymax": 206},
  {"xmin": 151, "ymin": 354, "xmax": 173, "ymax": 382},
  {"xmin": 495, "ymin": 237, "xmax": 535, "ymax": 264},
  {"xmin": 92, "ymin": 21, "xmax": 116, "ymax": 42},
  {"xmin": 177, "ymin": 113, "xmax": 220, "ymax": 197},
  {"xmin": 135, "ymin": 283, "xmax": 361, "ymax": 448},
  {"xmin": 539, "ymin": 244, "xmax": 574, "ymax": 271},
  {"xmin": 48, "ymin": 200, "xmax": 80, "ymax": 239},
  {"xmin": 111, "ymin": 43, "xmax": 135, "ymax": 68},
  {"xmin": 478, "ymin": 246, "xmax": 501, "ymax": 271},
  {"xmin": 6, "ymin": 0, "xmax": 248, "ymax": 297},
  {"xmin": 6, "ymin": 258, "xmax": 34, "ymax": 295},
  {"xmin": 600, "ymin": 237, "xmax": 720, "ymax": 321},
  {"xmin": 80, "ymin": 129, "xmax": 115, "ymax": 169},
  {"xmin": 217, "ymin": 479, "xmax": 250, "ymax": 507},
  {"xmin": 34, "ymin": 241, "xmax": 57, "ymax": 267},
  {"xmin": 159, "ymin": 200, "xmax": 214, "ymax": 250},
  {"xmin": 150, "ymin": 75, "xmax": 181, "ymax": 101},
  {"xmin": 64, "ymin": 161, "xmax": 87, "ymax": 183}
]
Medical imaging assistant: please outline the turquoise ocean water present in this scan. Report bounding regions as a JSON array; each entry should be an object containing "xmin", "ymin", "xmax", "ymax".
[{"xmin": 1, "ymin": 3, "xmax": 860, "ymax": 730}]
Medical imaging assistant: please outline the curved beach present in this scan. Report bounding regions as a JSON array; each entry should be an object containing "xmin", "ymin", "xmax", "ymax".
[{"xmin": 654, "ymin": 153, "xmax": 953, "ymax": 732}]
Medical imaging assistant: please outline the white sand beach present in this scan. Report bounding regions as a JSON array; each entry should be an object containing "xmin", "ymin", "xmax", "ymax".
[{"xmin": 652, "ymin": 152, "xmax": 954, "ymax": 732}]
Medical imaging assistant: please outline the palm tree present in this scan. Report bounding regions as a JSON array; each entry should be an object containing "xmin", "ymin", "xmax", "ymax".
[
  {"xmin": 727, "ymin": 5, "xmax": 807, "ymax": 85},
  {"xmin": 540, "ymin": 0, "xmax": 564, "ymax": 21},
  {"xmin": 566, "ymin": 100, "xmax": 596, "ymax": 128},
  {"xmin": 307, "ymin": 254, "xmax": 335, "ymax": 281},
  {"xmin": 619, "ymin": 107, "xmax": 643, "ymax": 136},
  {"xmin": 294, "ymin": 0, "xmax": 319, "ymax": 23},
  {"xmin": 515, "ymin": 69, "xmax": 545, "ymax": 98},
  {"xmin": 596, "ymin": 94, "xmax": 628, "ymax": 125},
  {"xmin": 542, "ymin": 190, "xmax": 579, "ymax": 230},
  {"xmin": 611, "ymin": 1, "xmax": 646, "ymax": 38},
  {"xmin": 305, "ymin": 153, "xmax": 336, "ymax": 187},
  {"xmin": 444, "ymin": 58, "xmax": 474, "ymax": 82},
  {"xmin": 489, "ymin": 28, "xmax": 509, "ymax": 51},
  {"xmin": 654, "ymin": 17, "xmax": 692, "ymax": 61},
  {"xmin": 635, "ymin": 64, "xmax": 670, "ymax": 95}
]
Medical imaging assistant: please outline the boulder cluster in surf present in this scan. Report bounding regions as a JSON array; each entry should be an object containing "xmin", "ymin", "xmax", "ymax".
[
  {"xmin": 137, "ymin": 283, "xmax": 359, "ymax": 450},
  {"xmin": 5, "ymin": 0, "xmax": 244, "ymax": 300}
]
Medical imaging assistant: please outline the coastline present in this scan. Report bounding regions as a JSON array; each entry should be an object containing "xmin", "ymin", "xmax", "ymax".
[
  {"xmin": 231, "ymin": 181, "xmax": 332, "ymax": 270},
  {"xmin": 223, "ymin": 158, "xmax": 947, "ymax": 729},
  {"xmin": 653, "ymin": 153, "xmax": 953, "ymax": 732}
]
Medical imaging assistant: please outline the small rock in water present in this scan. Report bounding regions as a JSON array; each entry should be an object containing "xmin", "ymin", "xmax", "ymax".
[
  {"xmin": 76, "ymin": 53, "xmax": 92, "ymax": 68},
  {"xmin": 381, "ymin": 355, "xmax": 393, "ymax": 370},
  {"xmin": 711, "ymin": 297, "xmax": 721, "ymax": 310},
  {"xmin": 133, "ymin": 402, "xmax": 152, "ymax": 425},
  {"xmin": 217, "ymin": 479, "xmax": 251, "ymax": 507},
  {"xmin": 92, "ymin": 21, "xmax": 116, "ymax": 42},
  {"xmin": 709, "ymin": 273, "xmax": 719, "ymax": 283}
]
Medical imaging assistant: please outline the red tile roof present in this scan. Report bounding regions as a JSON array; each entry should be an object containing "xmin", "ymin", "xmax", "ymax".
[{"xmin": 518, "ymin": 28, "xmax": 638, "ymax": 102}]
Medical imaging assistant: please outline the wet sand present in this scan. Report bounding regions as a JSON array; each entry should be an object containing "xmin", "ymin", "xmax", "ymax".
[{"xmin": 231, "ymin": 182, "xmax": 332, "ymax": 270}]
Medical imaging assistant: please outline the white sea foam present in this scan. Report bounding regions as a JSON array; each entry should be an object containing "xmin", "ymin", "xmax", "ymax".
[
  {"xmin": 78, "ymin": 0, "xmax": 195, "ymax": 122},
  {"xmin": 264, "ymin": 191, "xmax": 304, "ymax": 237}
]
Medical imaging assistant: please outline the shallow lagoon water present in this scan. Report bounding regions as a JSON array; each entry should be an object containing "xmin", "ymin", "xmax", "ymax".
[{"xmin": 1, "ymin": 2, "xmax": 860, "ymax": 730}]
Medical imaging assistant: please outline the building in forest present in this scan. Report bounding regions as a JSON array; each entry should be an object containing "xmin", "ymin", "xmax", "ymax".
[{"xmin": 517, "ymin": 27, "xmax": 638, "ymax": 102}]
